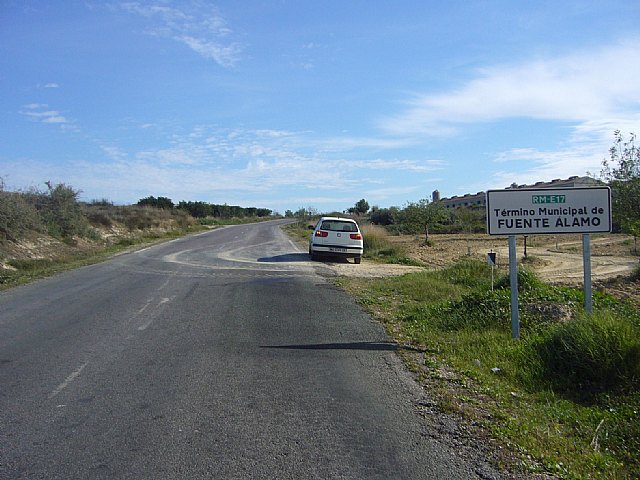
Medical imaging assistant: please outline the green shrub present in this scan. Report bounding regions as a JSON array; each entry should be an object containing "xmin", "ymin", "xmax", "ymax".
[
  {"xmin": 86, "ymin": 209, "xmax": 113, "ymax": 227},
  {"xmin": 9, "ymin": 258, "xmax": 55, "ymax": 271},
  {"xmin": 30, "ymin": 183, "xmax": 89, "ymax": 239},
  {"xmin": 360, "ymin": 223, "xmax": 417, "ymax": 264},
  {"xmin": 415, "ymin": 289, "xmax": 512, "ymax": 331},
  {"xmin": 435, "ymin": 258, "xmax": 491, "ymax": 289},
  {"xmin": 0, "ymin": 190, "xmax": 41, "ymax": 240},
  {"xmin": 495, "ymin": 267, "xmax": 547, "ymax": 293},
  {"xmin": 519, "ymin": 311, "xmax": 640, "ymax": 395}
]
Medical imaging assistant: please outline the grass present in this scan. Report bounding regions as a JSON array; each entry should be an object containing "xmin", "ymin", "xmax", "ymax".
[
  {"xmin": 339, "ymin": 260, "xmax": 640, "ymax": 479},
  {"xmin": 1, "ymin": 251, "xmax": 111, "ymax": 288},
  {"xmin": 360, "ymin": 223, "xmax": 423, "ymax": 265},
  {"xmin": 281, "ymin": 219, "xmax": 315, "ymax": 244}
]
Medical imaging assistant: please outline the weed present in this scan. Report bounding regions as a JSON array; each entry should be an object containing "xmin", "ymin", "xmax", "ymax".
[
  {"xmin": 361, "ymin": 224, "xmax": 416, "ymax": 264},
  {"xmin": 8, "ymin": 258, "xmax": 55, "ymax": 271},
  {"xmin": 519, "ymin": 311, "xmax": 640, "ymax": 396}
]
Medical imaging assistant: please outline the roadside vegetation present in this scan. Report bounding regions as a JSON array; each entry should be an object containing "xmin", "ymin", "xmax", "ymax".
[
  {"xmin": 338, "ymin": 261, "xmax": 639, "ymax": 479},
  {"xmin": 0, "ymin": 180, "xmax": 275, "ymax": 289}
]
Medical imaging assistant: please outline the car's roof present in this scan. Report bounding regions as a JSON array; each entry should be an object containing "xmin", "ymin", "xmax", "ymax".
[{"xmin": 319, "ymin": 216, "xmax": 358, "ymax": 223}]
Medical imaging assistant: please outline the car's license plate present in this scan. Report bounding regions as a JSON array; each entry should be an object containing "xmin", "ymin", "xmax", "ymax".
[{"xmin": 329, "ymin": 247, "xmax": 347, "ymax": 253}]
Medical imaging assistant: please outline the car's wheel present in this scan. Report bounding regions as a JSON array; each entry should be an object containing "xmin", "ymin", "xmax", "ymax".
[{"xmin": 354, "ymin": 257, "xmax": 361, "ymax": 264}]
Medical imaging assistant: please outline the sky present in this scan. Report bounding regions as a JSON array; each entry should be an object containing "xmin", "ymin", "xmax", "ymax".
[{"xmin": 1, "ymin": 1, "xmax": 640, "ymax": 215}]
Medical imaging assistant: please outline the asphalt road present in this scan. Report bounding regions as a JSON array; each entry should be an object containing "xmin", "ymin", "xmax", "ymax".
[{"xmin": 0, "ymin": 220, "xmax": 502, "ymax": 479}]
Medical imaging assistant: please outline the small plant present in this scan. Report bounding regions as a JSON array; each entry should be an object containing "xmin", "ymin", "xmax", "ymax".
[
  {"xmin": 0, "ymin": 184, "xmax": 42, "ymax": 241},
  {"xmin": 360, "ymin": 223, "xmax": 419, "ymax": 264},
  {"xmin": 8, "ymin": 258, "xmax": 55, "ymax": 271},
  {"xmin": 520, "ymin": 310, "xmax": 640, "ymax": 395}
]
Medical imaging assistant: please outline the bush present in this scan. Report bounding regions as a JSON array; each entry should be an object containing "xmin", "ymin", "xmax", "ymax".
[
  {"xmin": 519, "ymin": 311, "xmax": 640, "ymax": 395},
  {"xmin": 34, "ymin": 183, "xmax": 89, "ymax": 239},
  {"xmin": 422, "ymin": 289, "xmax": 512, "ymax": 331},
  {"xmin": 85, "ymin": 209, "xmax": 113, "ymax": 227},
  {"xmin": 360, "ymin": 223, "xmax": 415, "ymax": 263},
  {"xmin": 494, "ymin": 267, "xmax": 547, "ymax": 293},
  {"xmin": 0, "ymin": 190, "xmax": 41, "ymax": 241},
  {"xmin": 435, "ymin": 258, "xmax": 491, "ymax": 289}
]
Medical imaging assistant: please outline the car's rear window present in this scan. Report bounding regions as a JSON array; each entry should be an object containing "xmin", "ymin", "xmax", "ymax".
[{"xmin": 320, "ymin": 221, "xmax": 358, "ymax": 232}]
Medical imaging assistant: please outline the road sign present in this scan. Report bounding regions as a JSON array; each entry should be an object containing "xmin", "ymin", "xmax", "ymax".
[{"xmin": 486, "ymin": 187, "xmax": 611, "ymax": 235}]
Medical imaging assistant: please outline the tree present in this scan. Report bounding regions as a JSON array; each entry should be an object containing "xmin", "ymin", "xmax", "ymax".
[
  {"xmin": 370, "ymin": 206, "xmax": 400, "ymax": 226},
  {"xmin": 600, "ymin": 131, "xmax": 640, "ymax": 250},
  {"xmin": 295, "ymin": 207, "xmax": 318, "ymax": 220},
  {"xmin": 137, "ymin": 196, "xmax": 174, "ymax": 210},
  {"xmin": 177, "ymin": 200, "xmax": 210, "ymax": 218},
  {"xmin": 399, "ymin": 198, "xmax": 448, "ymax": 242},
  {"xmin": 454, "ymin": 206, "xmax": 486, "ymax": 234},
  {"xmin": 354, "ymin": 198, "xmax": 369, "ymax": 216}
]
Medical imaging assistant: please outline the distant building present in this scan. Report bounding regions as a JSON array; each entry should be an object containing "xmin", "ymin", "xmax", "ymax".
[
  {"xmin": 441, "ymin": 191, "xmax": 486, "ymax": 209},
  {"xmin": 439, "ymin": 176, "xmax": 603, "ymax": 209}
]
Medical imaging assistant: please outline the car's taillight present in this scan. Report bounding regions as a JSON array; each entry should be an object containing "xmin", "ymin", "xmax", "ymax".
[
  {"xmin": 315, "ymin": 231, "xmax": 328, "ymax": 237},
  {"xmin": 350, "ymin": 233, "xmax": 362, "ymax": 240}
]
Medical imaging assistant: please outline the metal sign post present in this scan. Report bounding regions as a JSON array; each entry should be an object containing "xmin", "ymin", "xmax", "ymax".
[
  {"xmin": 583, "ymin": 234, "xmax": 593, "ymax": 313},
  {"xmin": 508, "ymin": 236, "xmax": 520, "ymax": 339}
]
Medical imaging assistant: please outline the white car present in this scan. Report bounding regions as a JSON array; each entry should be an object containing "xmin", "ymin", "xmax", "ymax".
[{"xmin": 308, "ymin": 216, "xmax": 363, "ymax": 264}]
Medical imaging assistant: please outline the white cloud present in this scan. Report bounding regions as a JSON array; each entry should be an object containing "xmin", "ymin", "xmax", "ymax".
[
  {"xmin": 19, "ymin": 104, "xmax": 69, "ymax": 125},
  {"xmin": 22, "ymin": 103, "xmax": 48, "ymax": 110},
  {"xmin": 77, "ymin": 126, "xmax": 440, "ymax": 205},
  {"xmin": 100, "ymin": 145, "xmax": 127, "ymax": 160},
  {"xmin": 44, "ymin": 83, "xmax": 60, "ymax": 88},
  {"xmin": 179, "ymin": 35, "xmax": 241, "ymax": 68},
  {"xmin": 351, "ymin": 159, "xmax": 445, "ymax": 173},
  {"xmin": 380, "ymin": 39, "xmax": 640, "ymax": 136},
  {"xmin": 118, "ymin": 1, "xmax": 242, "ymax": 67},
  {"xmin": 377, "ymin": 38, "xmax": 640, "ymax": 197},
  {"xmin": 320, "ymin": 136, "xmax": 416, "ymax": 151}
]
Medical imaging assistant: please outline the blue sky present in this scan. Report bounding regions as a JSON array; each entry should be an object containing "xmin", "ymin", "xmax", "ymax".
[{"xmin": 1, "ymin": 1, "xmax": 639, "ymax": 214}]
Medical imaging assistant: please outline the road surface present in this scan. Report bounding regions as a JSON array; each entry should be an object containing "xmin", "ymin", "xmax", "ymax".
[{"xmin": 0, "ymin": 220, "xmax": 504, "ymax": 479}]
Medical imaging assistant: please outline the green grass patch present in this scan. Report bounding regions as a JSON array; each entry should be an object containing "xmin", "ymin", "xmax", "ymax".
[
  {"xmin": 360, "ymin": 224, "xmax": 423, "ymax": 265},
  {"xmin": 340, "ymin": 260, "xmax": 640, "ymax": 478},
  {"xmin": 281, "ymin": 220, "xmax": 314, "ymax": 244}
]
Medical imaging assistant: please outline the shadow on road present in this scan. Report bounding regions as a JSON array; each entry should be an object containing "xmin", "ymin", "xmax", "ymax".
[
  {"xmin": 258, "ymin": 253, "xmax": 310, "ymax": 263},
  {"xmin": 258, "ymin": 253, "xmax": 352, "ymax": 264},
  {"xmin": 261, "ymin": 341, "xmax": 425, "ymax": 352}
]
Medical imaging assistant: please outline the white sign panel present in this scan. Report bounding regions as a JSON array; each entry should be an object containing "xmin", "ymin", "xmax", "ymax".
[{"xmin": 486, "ymin": 187, "xmax": 611, "ymax": 235}]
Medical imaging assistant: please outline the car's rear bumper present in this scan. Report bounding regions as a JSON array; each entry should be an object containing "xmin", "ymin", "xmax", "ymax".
[{"xmin": 310, "ymin": 243, "xmax": 363, "ymax": 257}]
